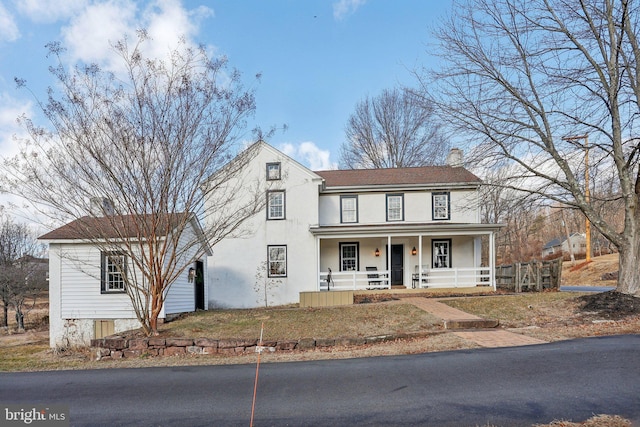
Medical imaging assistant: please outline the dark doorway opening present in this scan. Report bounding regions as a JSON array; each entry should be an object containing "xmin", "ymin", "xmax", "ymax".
[
  {"xmin": 386, "ymin": 244, "xmax": 404, "ymax": 286},
  {"xmin": 195, "ymin": 260, "xmax": 205, "ymax": 310}
]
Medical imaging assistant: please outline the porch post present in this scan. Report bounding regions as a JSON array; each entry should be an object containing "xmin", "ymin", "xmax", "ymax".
[
  {"xmin": 490, "ymin": 231, "xmax": 496, "ymax": 291},
  {"xmin": 316, "ymin": 237, "xmax": 321, "ymax": 291},
  {"xmin": 387, "ymin": 235, "xmax": 392, "ymax": 288},
  {"xmin": 418, "ymin": 234, "xmax": 423, "ymax": 287}
]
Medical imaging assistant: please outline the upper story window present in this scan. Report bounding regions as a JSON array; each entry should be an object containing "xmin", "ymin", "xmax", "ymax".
[
  {"xmin": 267, "ymin": 190, "xmax": 285, "ymax": 220},
  {"xmin": 340, "ymin": 195, "xmax": 358, "ymax": 223},
  {"xmin": 432, "ymin": 192, "xmax": 450, "ymax": 220},
  {"xmin": 266, "ymin": 162, "xmax": 281, "ymax": 180},
  {"xmin": 101, "ymin": 251, "xmax": 127, "ymax": 293},
  {"xmin": 386, "ymin": 194, "xmax": 404, "ymax": 222}
]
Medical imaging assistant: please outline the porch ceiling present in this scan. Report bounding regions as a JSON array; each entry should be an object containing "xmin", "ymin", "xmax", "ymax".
[{"xmin": 310, "ymin": 222, "xmax": 505, "ymax": 237}]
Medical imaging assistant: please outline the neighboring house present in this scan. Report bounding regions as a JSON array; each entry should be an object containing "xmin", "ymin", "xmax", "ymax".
[
  {"xmin": 206, "ymin": 141, "xmax": 503, "ymax": 309},
  {"xmin": 39, "ymin": 212, "xmax": 210, "ymax": 348},
  {"xmin": 542, "ymin": 233, "xmax": 587, "ymax": 257}
]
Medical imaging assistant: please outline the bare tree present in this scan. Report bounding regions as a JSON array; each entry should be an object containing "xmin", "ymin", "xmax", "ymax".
[
  {"xmin": 420, "ymin": 0, "xmax": 640, "ymax": 295},
  {"xmin": 339, "ymin": 87, "xmax": 449, "ymax": 169},
  {"xmin": 0, "ymin": 214, "xmax": 47, "ymax": 331},
  {"xmin": 1, "ymin": 31, "xmax": 263, "ymax": 335}
]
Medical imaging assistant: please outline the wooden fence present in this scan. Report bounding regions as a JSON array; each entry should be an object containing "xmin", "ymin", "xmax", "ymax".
[{"xmin": 495, "ymin": 259, "xmax": 563, "ymax": 292}]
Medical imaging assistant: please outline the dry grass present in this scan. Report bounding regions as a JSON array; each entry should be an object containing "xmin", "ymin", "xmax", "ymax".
[
  {"xmin": 161, "ymin": 303, "xmax": 441, "ymax": 340},
  {"xmin": 534, "ymin": 414, "xmax": 632, "ymax": 427}
]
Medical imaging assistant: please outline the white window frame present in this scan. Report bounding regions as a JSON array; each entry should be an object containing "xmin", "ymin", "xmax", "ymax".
[
  {"xmin": 432, "ymin": 192, "xmax": 450, "ymax": 220},
  {"xmin": 339, "ymin": 242, "xmax": 359, "ymax": 271},
  {"xmin": 340, "ymin": 195, "xmax": 358, "ymax": 223},
  {"xmin": 102, "ymin": 251, "xmax": 126, "ymax": 293},
  {"xmin": 267, "ymin": 190, "xmax": 285, "ymax": 220},
  {"xmin": 432, "ymin": 239, "xmax": 451, "ymax": 269},
  {"xmin": 386, "ymin": 194, "xmax": 404, "ymax": 222},
  {"xmin": 267, "ymin": 245, "xmax": 287, "ymax": 277}
]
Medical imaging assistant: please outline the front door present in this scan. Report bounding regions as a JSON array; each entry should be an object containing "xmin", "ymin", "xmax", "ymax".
[
  {"xmin": 194, "ymin": 260, "xmax": 205, "ymax": 310},
  {"xmin": 386, "ymin": 244, "xmax": 404, "ymax": 286}
]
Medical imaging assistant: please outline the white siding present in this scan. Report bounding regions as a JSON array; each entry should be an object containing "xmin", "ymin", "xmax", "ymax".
[
  {"xmin": 59, "ymin": 244, "xmax": 136, "ymax": 319},
  {"xmin": 207, "ymin": 143, "xmax": 322, "ymax": 308},
  {"xmin": 319, "ymin": 189, "xmax": 480, "ymax": 226}
]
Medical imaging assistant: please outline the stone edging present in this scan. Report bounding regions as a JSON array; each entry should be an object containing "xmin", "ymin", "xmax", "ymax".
[{"xmin": 90, "ymin": 331, "xmax": 441, "ymax": 361}]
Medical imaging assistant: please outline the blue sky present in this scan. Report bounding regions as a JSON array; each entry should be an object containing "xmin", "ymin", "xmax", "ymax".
[{"xmin": 0, "ymin": 0, "xmax": 451, "ymax": 171}]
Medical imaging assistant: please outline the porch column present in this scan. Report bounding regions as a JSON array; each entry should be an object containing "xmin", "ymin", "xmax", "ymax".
[
  {"xmin": 418, "ymin": 234, "xmax": 423, "ymax": 274},
  {"xmin": 490, "ymin": 231, "xmax": 496, "ymax": 291},
  {"xmin": 387, "ymin": 235, "xmax": 392, "ymax": 288},
  {"xmin": 316, "ymin": 237, "xmax": 321, "ymax": 291}
]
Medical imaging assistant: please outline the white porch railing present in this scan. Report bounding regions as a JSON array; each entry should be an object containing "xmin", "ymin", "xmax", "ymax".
[
  {"xmin": 421, "ymin": 267, "xmax": 492, "ymax": 288},
  {"xmin": 319, "ymin": 270, "xmax": 391, "ymax": 291}
]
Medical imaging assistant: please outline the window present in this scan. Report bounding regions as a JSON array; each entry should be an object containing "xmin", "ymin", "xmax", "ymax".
[
  {"xmin": 340, "ymin": 242, "xmax": 359, "ymax": 271},
  {"xmin": 386, "ymin": 194, "xmax": 404, "ymax": 221},
  {"xmin": 432, "ymin": 239, "xmax": 451, "ymax": 269},
  {"xmin": 267, "ymin": 190, "xmax": 285, "ymax": 220},
  {"xmin": 268, "ymin": 245, "xmax": 287, "ymax": 277},
  {"xmin": 340, "ymin": 195, "xmax": 358, "ymax": 223},
  {"xmin": 432, "ymin": 192, "xmax": 450, "ymax": 220},
  {"xmin": 101, "ymin": 252, "xmax": 127, "ymax": 293},
  {"xmin": 266, "ymin": 162, "xmax": 281, "ymax": 180}
]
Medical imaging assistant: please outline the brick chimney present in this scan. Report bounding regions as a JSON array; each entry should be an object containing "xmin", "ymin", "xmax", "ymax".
[{"xmin": 446, "ymin": 148, "xmax": 463, "ymax": 168}]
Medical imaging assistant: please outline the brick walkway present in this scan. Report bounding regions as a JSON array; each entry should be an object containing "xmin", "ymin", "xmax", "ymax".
[{"xmin": 403, "ymin": 297, "xmax": 548, "ymax": 348}]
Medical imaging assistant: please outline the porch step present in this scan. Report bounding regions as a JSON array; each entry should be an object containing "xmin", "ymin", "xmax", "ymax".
[{"xmin": 391, "ymin": 285, "xmax": 406, "ymax": 290}]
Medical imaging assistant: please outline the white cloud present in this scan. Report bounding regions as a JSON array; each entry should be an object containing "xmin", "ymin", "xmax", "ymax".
[
  {"xmin": 0, "ymin": 93, "xmax": 32, "ymax": 158},
  {"xmin": 15, "ymin": 0, "xmax": 87, "ymax": 23},
  {"xmin": 57, "ymin": 0, "xmax": 214, "ymax": 74},
  {"xmin": 0, "ymin": 3, "xmax": 20, "ymax": 42},
  {"xmin": 279, "ymin": 141, "xmax": 337, "ymax": 171},
  {"xmin": 333, "ymin": 0, "xmax": 367, "ymax": 21}
]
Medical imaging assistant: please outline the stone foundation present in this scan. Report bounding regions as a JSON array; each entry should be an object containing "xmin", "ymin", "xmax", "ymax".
[{"xmin": 90, "ymin": 331, "xmax": 439, "ymax": 361}]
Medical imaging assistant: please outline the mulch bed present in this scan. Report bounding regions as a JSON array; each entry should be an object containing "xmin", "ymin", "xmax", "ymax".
[{"xmin": 578, "ymin": 291, "xmax": 640, "ymax": 320}]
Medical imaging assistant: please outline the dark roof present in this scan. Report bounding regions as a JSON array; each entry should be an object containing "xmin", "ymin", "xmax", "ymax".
[
  {"xmin": 543, "ymin": 238, "xmax": 563, "ymax": 249},
  {"xmin": 314, "ymin": 166, "xmax": 481, "ymax": 188},
  {"xmin": 38, "ymin": 213, "xmax": 191, "ymax": 241}
]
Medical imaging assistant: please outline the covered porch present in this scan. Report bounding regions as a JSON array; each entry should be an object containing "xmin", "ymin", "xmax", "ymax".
[{"xmin": 311, "ymin": 224, "xmax": 501, "ymax": 292}]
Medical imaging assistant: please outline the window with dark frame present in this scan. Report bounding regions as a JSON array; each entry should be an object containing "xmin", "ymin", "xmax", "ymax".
[
  {"xmin": 267, "ymin": 190, "xmax": 285, "ymax": 220},
  {"xmin": 266, "ymin": 162, "xmax": 281, "ymax": 180},
  {"xmin": 267, "ymin": 245, "xmax": 287, "ymax": 277},
  {"xmin": 340, "ymin": 242, "xmax": 359, "ymax": 271},
  {"xmin": 432, "ymin": 192, "xmax": 450, "ymax": 220},
  {"xmin": 101, "ymin": 251, "xmax": 127, "ymax": 293},
  {"xmin": 386, "ymin": 193, "xmax": 404, "ymax": 221},
  {"xmin": 340, "ymin": 195, "xmax": 358, "ymax": 223},
  {"xmin": 432, "ymin": 239, "xmax": 451, "ymax": 269}
]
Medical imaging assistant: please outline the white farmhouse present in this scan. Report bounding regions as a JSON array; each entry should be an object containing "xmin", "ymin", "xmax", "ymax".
[
  {"xmin": 206, "ymin": 141, "xmax": 503, "ymax": 308},
  {"xmin": 40, "ymin": 213, "xmax": 210, "ymax": 348}
]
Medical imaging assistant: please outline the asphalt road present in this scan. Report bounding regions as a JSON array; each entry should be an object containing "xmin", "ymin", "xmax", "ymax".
[{"xmin": 1, "ymin": 335, "xmax": 639, "ymax": 426}]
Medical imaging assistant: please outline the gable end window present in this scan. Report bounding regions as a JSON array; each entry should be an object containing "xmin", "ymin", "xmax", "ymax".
[
  {"xmin": 432, "ymin": 192, "xmax": 450, "ymax": 220},
  {"xmin": 268, "ymin": 245, "xmax": 287, "ymax": 277},
  {"xmin": 266, "ymin": 162, "xmax": 281, "ymax": 180},
  {"xmin": 386, "ymin": 194, "xmax": 404, "ymax": 222},
  {"xmin": 267, "ymin": 190, "xmax": 285, "ymax": 220},
  {"xmin": 101, "ymin": 251, "xmax": 127, "ymax": 293},
  {"xmin": 340, "ymin": 195, "xmax": 358, "ymax": 223}
]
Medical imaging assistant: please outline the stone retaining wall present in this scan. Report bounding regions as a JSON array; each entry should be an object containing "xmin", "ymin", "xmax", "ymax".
[{"xmin": 90, "ymin": 331, "xmax": 438, "ymax": 361}]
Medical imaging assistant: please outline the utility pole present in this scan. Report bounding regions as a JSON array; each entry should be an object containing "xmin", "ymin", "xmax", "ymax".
[{"xmin": 562, "ymin": 134, "xmax": 591, "ymax": 262}]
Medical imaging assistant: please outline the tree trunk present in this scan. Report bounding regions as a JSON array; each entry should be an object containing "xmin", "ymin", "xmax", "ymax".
[
  {"xmin": 15, "ymin": 310, "xmax": 24, "ymax": 331},
  {"xmin": 2, "ymin": 304, "xmax": 7, "ymax": 328},
  {"xmin": 617, "ymin": 236, "xmax": 640, "ymax": 295}
]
